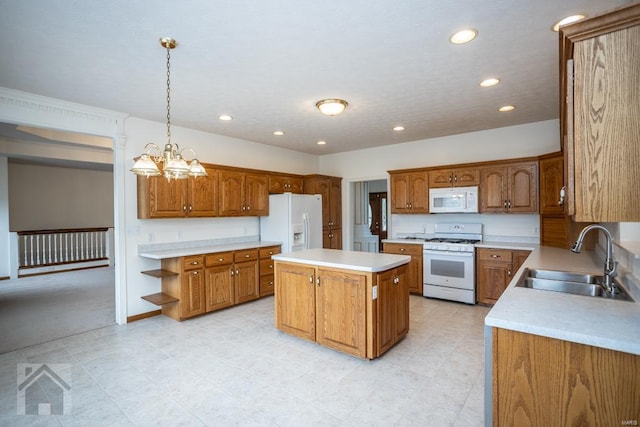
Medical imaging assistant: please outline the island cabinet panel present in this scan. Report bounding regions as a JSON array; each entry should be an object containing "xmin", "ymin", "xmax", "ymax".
[
  {"xmin": 493, "ymin": 328, "xmax": 640, "ymax": 427},
  {"xmin": 316, "ymin": 268, "xmax": 367, "ymax": 359},
  {"xmin": 376, "ymin": 265, "xmax": 409, "ymax": 356},
  {"xmin": 274, "ymin": 263, "xmax": 316, "ymax": 341}
]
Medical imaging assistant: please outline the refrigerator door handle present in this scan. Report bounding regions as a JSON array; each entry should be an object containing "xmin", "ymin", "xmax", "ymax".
[{"xmin": 303, "ymin": 213, "xmax": 310, "ymax": 250}]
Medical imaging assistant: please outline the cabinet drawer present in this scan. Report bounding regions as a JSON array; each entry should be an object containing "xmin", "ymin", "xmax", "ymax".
[
  {"xmin": 477, "ymin": 248, "xmax": 512, "ymax": 263},
  {"xmin": 383, "ymin": 243, "xmax": 423, "ymax": 256},
  {"xmin": 260, "ymin": 274, "xmax": 274, "ymax": 296},
  {"xmin": 234, "ymin": 248, "xmax": 259, "ymax": 262},
  {"xmin": 182, "ymin": 255, "xmax": 205, "ymax": 270},
  {"xmin": 259, "ymin": 246, "xmax": 281, "ymax": 258},
  {"xmin": 260, "ymin": 258, "xmax": 274, "ymax": 276},
  {"xmin": 205, "ymin": 251, "xmax": 233, "ymax": 267}
]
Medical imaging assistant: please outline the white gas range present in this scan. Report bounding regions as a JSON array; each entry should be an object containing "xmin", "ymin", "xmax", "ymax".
[{"xmin": 422, "ymin": 223, "xmax": 482, "ymax": 304}]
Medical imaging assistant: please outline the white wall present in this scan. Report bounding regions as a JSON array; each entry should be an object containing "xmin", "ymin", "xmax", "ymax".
[{"xmin": 123, "ymin": 117, "xmax": 321, "ymax": 316}]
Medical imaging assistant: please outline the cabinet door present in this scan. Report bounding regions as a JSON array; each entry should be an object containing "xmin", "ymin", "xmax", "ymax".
[
  {"xmin": 382, "ymin": 243, "xmax": 422, "ymax": 294},
  {"xmin": 539, "ymin": 154, "xmax": 565, "ymax": 214},
  {"xmin": 275, "ymin": 263, "xmax": 316, "ymax": 341},
  {"xmin": 323, "ymin": 228, "xmax": 342, "ymax": 250},
  {"xmin": 234, "ymin": 260, "xmax": 259, "ymax": 303},
  {"xmin": 137, "ymin": 175, "xmax": 188, "ymax": 218},
  {"xmin": 453, "ymin": 168, "xmax": 480, "ymax": 187},
  {"xmin": 205, "ymin": 264, "xmax": 234, "ymax": 312},
  {"xmin": 476, "ymin": 260, "xmax": 511, "ymax": 305},
  {"xmin": 187, "ymin": 166, "xmax": 218, "ymax": 217},
  {"xmin": 390, "ymin": 174, "xmax": 411, "ymax": 213},
  {"xmin": 428, "ymin": 169, "xmax": 453, "ymax": 188},
  {"xmin": 480, "ymin": 167, "xmax": 508, "ymax": 213},
  {"xmin": 572, "ymin": 25, "xmax": 640, "ymax": 221},
  {"xmin": 218, "ymin": 170, "xmax": 245, "ymax": 216},
  {"xmin": 181, "ymin": 268, "xmax": 205, "ymax": 318},
  {"xmin": 408, "ymin": 172, "xmax": 429, "ymax": 212},
  {"xmin": 245, "ymin": 173, "xmax": 269, "ymax": 216},
  {"xmin": 376, "ymin": 269, "xmax": 397, "ymax": 355},
  {"xmin": 512, "ymin": 250, "xmax": 531, "ymax": 274},
  {"xmin": 394, "ymin": 265, "xmax": 409, "ymax": 339},
  {"xmin": 508, "ymin": 163, "xmax": 538, "ymax": 213},
  {"xmin": 328, "ymin": 178, "xmax": 342, "ymax": 227},
  {"xmin": 316, "ymin": 268, "xmax": 367, "ymax": 358}
]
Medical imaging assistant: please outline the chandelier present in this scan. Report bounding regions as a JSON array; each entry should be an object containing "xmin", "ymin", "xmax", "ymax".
[{"xmin": 131, "ymin": 37, "xmax": 207, "ymax": 180}]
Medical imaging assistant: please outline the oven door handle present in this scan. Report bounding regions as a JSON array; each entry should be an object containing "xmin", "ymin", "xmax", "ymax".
[{"xmin": 422, "ymin": 249, "xmax": 474, "ymax": 257}]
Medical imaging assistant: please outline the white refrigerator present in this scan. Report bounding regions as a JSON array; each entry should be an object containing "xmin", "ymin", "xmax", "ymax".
[{"xmin": 260, "ymin": 193, "xmax": 323, "ymax": 252}]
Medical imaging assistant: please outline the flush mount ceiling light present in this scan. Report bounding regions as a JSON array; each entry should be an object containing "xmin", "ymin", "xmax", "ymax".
[
  {"xmin": 316, "ymin": 99, "xmax": 348, "ymax": 116},
  {"xmin": 553, "ymin": 14, "xmax": 586, "ymax": 31},
  {"xmin": 449, "ymin": 28, "xmax": 478, "ymax": 44},
  {"xmin": 131, "ymin": 37, "xmax": 207, "ymax": 180},
  {"xmin": 499, "ymin": 105, "xmax": 515, "ymax": 112},
  {"xmin": 480, "ymin": 78, "xmax": 500, "ymax": 87}
]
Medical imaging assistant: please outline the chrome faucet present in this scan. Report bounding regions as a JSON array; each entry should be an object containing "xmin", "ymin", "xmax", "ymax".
[{"xmin": 571, "ymin": 225, "xmax": 618, "ymax": 294}]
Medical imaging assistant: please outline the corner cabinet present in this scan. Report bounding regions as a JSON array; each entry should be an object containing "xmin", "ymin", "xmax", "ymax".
[
  {"xmin": 274, "ymin": 260, "xmax": 409, "ymax": 359},
  {"xmin": 304, "ymin": 175, "xmax": 342, "ymax": 249},
  {"xmin": 389, "ymin": 171, "xmax": 429, "ymax": 213},
  {"xmin": 560, "ymin": 3, "xmax": 640, "ymax": 222},
  {"xmin": 480, "ymin": 161, "xmax": 538, "ymax": 213},
  {"xmin": 218, "ymin": 170, "xmax": 269, "ymax": 216},
  {"xmin": 137, "ymin": 165, "xmax": 218, "ymax": 218}
]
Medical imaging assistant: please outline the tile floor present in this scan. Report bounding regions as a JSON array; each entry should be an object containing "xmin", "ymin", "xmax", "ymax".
[{"xmin": 0, "ymin": 295, "xmax": 490, "ymax": 426}]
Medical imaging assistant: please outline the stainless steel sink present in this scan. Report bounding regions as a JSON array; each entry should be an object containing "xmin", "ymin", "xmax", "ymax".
[{"xmin": 516, "ymin": 269, "xmax": 634, "ymax": 302}]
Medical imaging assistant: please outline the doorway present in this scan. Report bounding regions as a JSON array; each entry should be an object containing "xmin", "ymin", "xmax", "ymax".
[{"xmin": 369, "ymin": 192, "xmax": 387, "ymax": 249}]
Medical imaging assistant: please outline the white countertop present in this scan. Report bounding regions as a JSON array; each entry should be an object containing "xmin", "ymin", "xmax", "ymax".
[
  {"xmin": 475, "ymin": 241, "xmax": 539, "ymax": 251},
  {"xmin": 272, "ymin": 248, "xmax": 411, "ymax": 272},
  {"xmin": 485, "ymin": 245, "xmax": 640, "ymax": 355},
  {"xmin": 138, "ymin": 240, "xmax": 282, "ymax": 260},
  {"xmin": 381, "ymin": 238, "xmax": 426, "ymax": 245}
]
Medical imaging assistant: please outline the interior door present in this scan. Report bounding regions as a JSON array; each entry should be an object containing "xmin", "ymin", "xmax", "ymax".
[{"xmin": 369, "ymin": 192, "xmax": 387, "ymax": 248}]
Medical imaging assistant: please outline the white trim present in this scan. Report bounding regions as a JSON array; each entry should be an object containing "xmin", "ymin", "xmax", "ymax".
[{"xmin": 0, "ymin": 87, "xmax": 129, "ymax": 324}]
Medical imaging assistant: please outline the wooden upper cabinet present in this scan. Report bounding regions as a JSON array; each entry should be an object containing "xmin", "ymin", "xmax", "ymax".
[
  {"xmin": 269, "ymin": 174, "xmax": 304, "ymax": 194},
  {"xmin": 304, "ymin": 175, "xmax": 342, "ymax": 248},
  {"xmin": 137, "ymin": 166, "xmax": 218, "ymax": 218},
  {"xmin": 389, "ymin": 171, "xmax": 429, "ymax": 213},
  {"xmin": 560, "ymin": 4, "xmax": 640, "ymax": 222},
  {"xmin": 428, "ymin": 168, "xmax": 479, "ymax": 188},
  {"xmin": 539, "ymin": 153, "xmax": 565, "ymax": 214},
  {"xmin": 218, "ymin": 170, "xmax": 269, "ymax": 216},
  {"xmin": 480, "ymin": 161, "xmax": 537, "ymax": 213}
]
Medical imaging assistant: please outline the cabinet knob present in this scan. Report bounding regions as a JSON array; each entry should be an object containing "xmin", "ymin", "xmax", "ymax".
[
  {"xmin": 508, "ymin": 270, "xmax": 511, "ymax": 277},
  {"xmin": 309, "ymin": 275, "xmax": 314, "ymax": 283},
  {"xmin": 192, "ymin": 271, "xmax": 199, "ymax": 275},
  {"xmin": 183, "ymin": 205, "xmax": 187, "ymax": 212},
  {"xmin": 503, "ymin": 200, "xmax": 508, "ymax": 208},
  {"xmin": 400, "ymin": 248, "xmax": 405, "ymax": 252},
  {"xmin": 188, "ymin": 205, "xmax": 193, "ymax": 212},
  {"xmin": 191, "ymin": 261, "xmax": 199, "ymax": 265},
  {"xmin": 230, "ymin": 269, "xmax": 234, "ymax": 276},
  {"xmin": 491, "ymin": 254, "xmax": 501, "ymax": 258},
  {"xmin": 245, "ymin": 254, "xmax": 250, "ymax": 258},
  {"xmin": 218, "ymin": 258, "xmax": 224, "ymax": 262},
  {"xmin": 235, "ymin": 269, "xmax": 239, "ymax": 275}
]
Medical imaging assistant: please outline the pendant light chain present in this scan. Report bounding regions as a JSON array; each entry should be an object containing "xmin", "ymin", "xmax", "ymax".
[{"xmin": 166, "ymin": 44, "xmax": 172, "ymax": 146}]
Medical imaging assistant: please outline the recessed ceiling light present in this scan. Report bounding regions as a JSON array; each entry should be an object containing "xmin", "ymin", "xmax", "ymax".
[
  {"xmin": 218, "ymin": 114, "xmax": 233, "ymax": 121},
  {"xmin": 553, "ymin": 14, "xmax": 586, "ymax": 32},
  {"xmin": 393, "ymin": 126, "xmax": 405, "ymax": 132},
  {"xmin": 480, "ymin": 78, "xmax": 500, "ymax": 87},
  {"xmin": 316, "ymin": 140, "xmax": 327, "ymax": 145},
  {"xmin": 498, "ymin": 105, "xmax": 515, "ymax": 112},
  {"xmin": 273, "ymin": 130, "xmax": 284, "ymax": 136},
  {"xmin": 449, "ymin": 28, "xmax": 478, "ymax": 44}
]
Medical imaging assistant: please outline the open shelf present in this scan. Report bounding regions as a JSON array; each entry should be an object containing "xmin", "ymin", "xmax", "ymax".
[
  {"xmin": 141, "ymin": 269, "xmax": 178, "ymax": 278},
  {"xmin": 141, "ymin": 292, "xmax": 179, "ymax": 306}
]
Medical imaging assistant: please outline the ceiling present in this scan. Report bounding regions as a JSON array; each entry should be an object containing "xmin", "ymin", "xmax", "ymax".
[{"xmin": 0, "ymin": 0, "xmax": 633, "ymax": 156}]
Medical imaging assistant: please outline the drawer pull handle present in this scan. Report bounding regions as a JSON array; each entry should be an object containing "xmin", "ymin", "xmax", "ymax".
[
  {"xmin": 491, "ymin": 255, "xmax": 500, "ymax": 258},
  {"xmin": 218, "ymin": 258, "xmax": 224, "ymax": 262},
  {"xmin": 245, "ymin": 254, "xmax": 250, "ymax": 258},
  {"xmin": 190, "ymin": 261, "xmax": 199, "ymax": 265}
]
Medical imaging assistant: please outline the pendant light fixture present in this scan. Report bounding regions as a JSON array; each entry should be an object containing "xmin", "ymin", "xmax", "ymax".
[{"xmin": 131, "ymin": 37, "xmax": 207, "ymax": 180}]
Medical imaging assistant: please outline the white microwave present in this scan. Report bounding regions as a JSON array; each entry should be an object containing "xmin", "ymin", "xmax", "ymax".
[{"xmin": 429, "ymin": 186, "xmax": 479, "ymax": 213}]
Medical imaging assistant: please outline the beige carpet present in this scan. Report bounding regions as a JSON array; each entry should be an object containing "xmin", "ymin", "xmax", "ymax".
[{"xmin": 0, "ymin": 266, "xmax": 115, "ymax": 354}]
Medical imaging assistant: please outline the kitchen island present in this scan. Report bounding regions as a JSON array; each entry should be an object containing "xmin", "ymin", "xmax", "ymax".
[
  {"xmin": 272, "ymin": 248, "xmax": 411, "ymax": 359},
  {"xmin": 484, "ymin": 245, "xmax": 640, "ymax": 426}
]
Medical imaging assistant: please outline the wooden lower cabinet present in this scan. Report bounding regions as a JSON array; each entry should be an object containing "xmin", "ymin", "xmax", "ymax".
[
  {"xmin": 382, "ymin": 242, "xmax": 423, "ymax": 294},
  {"xmin": 274, "ymin": 261, "xmax": 408, "ymax": 359},
  {"xmin": 493, "ymin": 328, "xmax": 640, "ymax": 427},
  {"xmin": 259, "ymin": 245, "xmax": 280, "ymax": 297},
  {"xmin": 147, "ymin": 245, "xmax": 280, "ymax": 321},
  {"xmin": 476, "ymin": 248, "xmax": 531, "ymax": 305}
]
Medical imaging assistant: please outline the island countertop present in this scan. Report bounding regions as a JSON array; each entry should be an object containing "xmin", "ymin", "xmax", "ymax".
[
  {"xmin": 272, "ymin": 248, "xmax": 411, "ymax": 272},
  {"xmin": 485, "ymin": 245, "xmax": 640, "ymax": 355}
]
